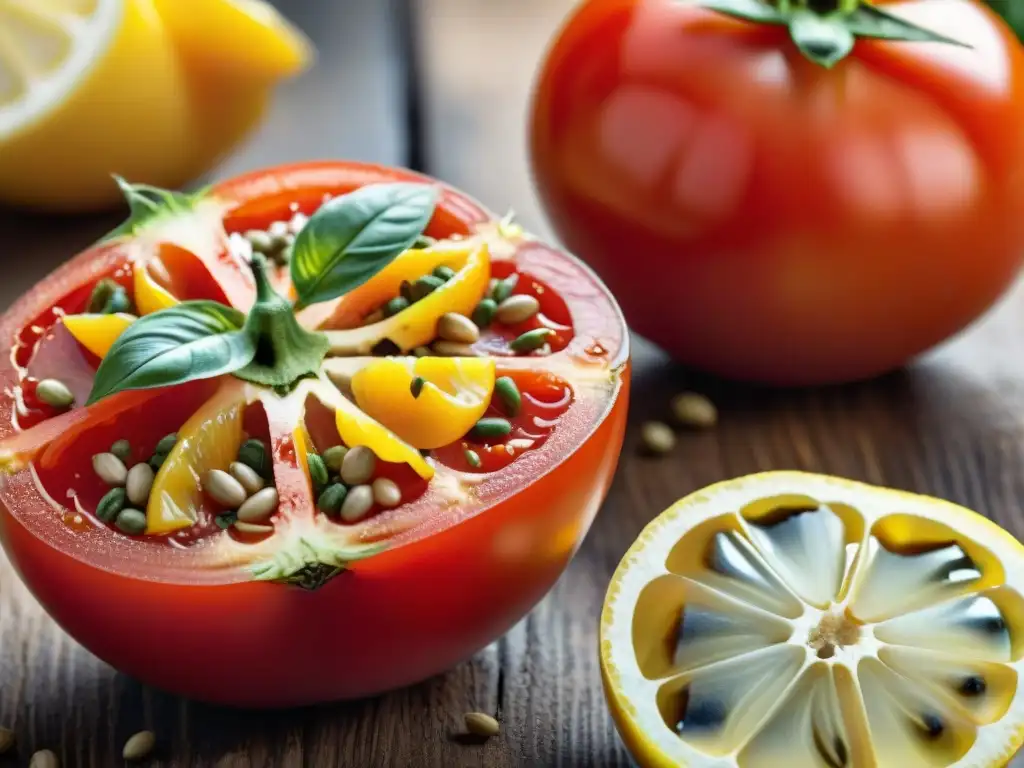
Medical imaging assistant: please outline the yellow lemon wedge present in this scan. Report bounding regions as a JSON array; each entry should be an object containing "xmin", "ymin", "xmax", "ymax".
[
  {"xmin": 321, "ymin": 242, "xmax": 491, "ymax": 355},
  {"xmin": 601, "ymin": 472, "xmax": 1024, "ymax": 768},
  {"xmin": 0, "ymin": 0, "xmax": 311, "ymax": 211},
  {"xmin": 147, "ymin": 379, "xmax": 247, "ymax": 534},
  {"xmin": 133, "ymin": 261, "xmax": 179, "ymax": 316},
  {"xmin": 352, "ymin": 357, "xmax": 495, "ymax": 450},
  {"xmin": 61, "ymin": 312, "xmax": 136, "ymax": 358}
]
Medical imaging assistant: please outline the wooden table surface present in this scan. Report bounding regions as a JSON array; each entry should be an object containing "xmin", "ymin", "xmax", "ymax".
[{"xmin": 2, "ymin": 1, "xmax": 1024, "ymax": 765}]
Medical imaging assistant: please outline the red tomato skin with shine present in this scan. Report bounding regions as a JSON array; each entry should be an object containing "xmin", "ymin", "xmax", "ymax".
[
  {"xmin": 530, "ymin": 0, "xmax": 1024, "ymax": 385},
  {"xmin": 0, "ymin": 161, "xmax": 631, "ymax": 707}
]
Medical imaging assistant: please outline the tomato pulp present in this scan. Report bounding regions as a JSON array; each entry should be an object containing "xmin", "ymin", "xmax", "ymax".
[
  {"xmin": 0, "ymin": 162, "xmax": 630, "ymax": 706},
  {"xmin": 530, "ymin": 0, "xmax": 1024, "ymax": 385}
]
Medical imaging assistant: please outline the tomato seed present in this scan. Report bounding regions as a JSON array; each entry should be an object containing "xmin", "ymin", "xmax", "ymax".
[
  {"xmin": 0, "ymin": 727, "xmax": 13, "ymax": 755},
  {"xmin": 322, "ymin": 445, "xmax": 348, "ymax": 472},
  {"xmin": 494, "ymin": 376, "xmax": 521, "ymax": 417},
  {"xmin": 671, "ymin": 392, "xmax": 718, "ymax": 429},
  {"xmin": 491, "ymin": 274, "xmax": 519, "ymax": 304},
  {"xmin": 96, "ymin": 487, "xmax": 126, "ymax": 523},
  {"xmin": 237, "ymin": 487, "xmax": 279, "ymax": 523},
  {"xmin": 495, "ymin": 294, "xmax": 540, "ymax": 325},
  {"xmin": 317, "ymin": 483, "xmax": 348, "ymax": 515},
  {"xmin": 115, "ymin": 508, "xmax": 147, "ymax": 535},
  {"xmin": 86, "ymin": 278, "xmax": 118, "ymax": 313},
  {"xmin": 372, "ymin": 477, "xmax": 401, "ymax": 508},
  {"xmin": 437, "ymin": 312, "xmax": 480, "ymax": 344},
  {"xmin": 29, "ymin": 749, "xmax": 58, "ymax": 768},
  {"xmin": 410, "ymin": 274, "xmax": 445, "ymax": 302},
  {"xmin": 414, "ymin": 234, "xmax": 437, "ymax": 249},
  {"xmin": 471, "ymin": 298, "xmax": 497, "ymax": 329},
  {"xmin": 385, "ymin": 296, "xmax": 410, "ymax": 317},
  {"xmin": 244, "ymin": 230, "xmax": 274, "ymax": 254},
  {"xmin": 473, "ymin": 417, "xmax": 512, "ymax": 439},
  {"xmin": 215, "ymin": 513, "xmax": 237, "ymax": 529},
  {"xmin": 238, "ymin": 439, "xmax": 269, "ymax": 479},
  {"xmin": 126, "ymin": 463, "xmax": 154, "ymax": 507},
  {"xmin": 122, "ymin": 730, "xmax": 156, "ymax": 761},
  {"xmin": 229, "ymin": 461, "xmax": 265, "ymax": 495},
  {"xmin": 341, "ymin": 446, "xmax": 376, "ymax": 485},
  {"xmin": 307, "ymin": 453, "xmax": 329, "ymax": 490},
  {"xmin": 410, "ymin": 376, "xmax": 426, "ymax": 399},
  {"xmin": 432, "ymin": 340, "xmax": 478, "ymax": 357},
  {"xmin": 464, "ymin": 449, "xmax": 482, "ymax": 468},
  {"xmin": 36, "ymin": 378, "xmax": 74, "ymax": 409},
  {"xmin": 104, "ymin": 285, "xmax": 133, "ymax": 315},
  {"xmin": 340, "ymin": 484, "xmax": 374, "ymax": 522},
  {"xmin": 432, "ymin": 265, "xmax": 457, "ymax": 281},
  {"xmin": 464, "ymin": 712, "xmax": 500, "ymax": 738},
  {"xmin": 641, "ymin": 421, "xmax": 675, "ymax": 455},
  {"xmin": 154, "ymin": 433, "xmax": 178, "ymax": 456},
  {"xmin": 93, "ymin": 452, "xmax": 128, "ymax": 486},
  {"xmin": 202, "ymin": 470, "xmax": 247, "ymax": 509},
  {"xmin": 510, "ymin": 328, "xmax": 553, "ymax": 353},
  {"xmin": 110, "ymin": 439, "xmax": 131, "ymax": 463},
  {"xmin": 233, "ymin": 521, "xmax": 274, "ymax": 535}
]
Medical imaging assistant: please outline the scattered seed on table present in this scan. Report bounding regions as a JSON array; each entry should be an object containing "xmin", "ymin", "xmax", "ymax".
[
  {"xmin": 671, "ymin": 392, "xmax": 718, "ymax": 429},
  {"xmin": 413, "ymin": 345, "xmax": 432, "ymax": 357},
  {"xmin": 341, "ymin": 446, "xmax": 376, "ymax": 485},
  {"xmin": 410, "ymin": 376, "xmax": 426, "ymax": 398},
  {"xmin": 109, "ymin": 439, "xmax": 131, "ymax": 463},
  {"xmin": 410, "ymin": 274, "xmax": 445, "ymax": 302},
  {"xmin": 36, "ymin": 378, "xmax": 74, "ymax": 409},
  {"xmin": 432, "ymin": 265, "xmax": 457, "ymax": 281},
  {"xmin": 432, "ymin": 340, "xmax": 477, "ymax": 357},
  {"xmin": 372, "ymin": 477, "xmax": 401, "ymax": 508},
  {"xmin": 115, "ymin": 508, "xmax": 147, "ymax": 535},
  {"xmin": 244, "ymin": 229, "xmax": 273, "ymax": 254},
  {"xmin": 641, "ymin": 421, "xmax": 675, "ymax": 455},
  {"xmin": 93, "ymin": 452, "xmax": 128, "ymax": 486},
  {"xmin": 340, "ymin": 484, "xmax": 374, "ymax": 522},
  {"xmin": 494, "ymin": 376, "xmax": 521, "ymax": 416},
  {"xmin": 437, "ymin": 312, "xmax": 480, "ymax": 344},
  {"xmin": 234, "ymin": 521, "xmax": 274, "ymax": 535},
  {"xmin": 495, "ymin": 294, "xmax": 540, "ymax": 325},
  {"xmin": 238, "ymin": 439, "xmax": 269, "ymax": 478},
  {"xmin": 318, "ymin": 483, "xmax": 348, "ymax": 515},
  {"xmin": 154, "ymin": 433, "xmax": 178, "ymax": 455},
  {"xmin": 473, "ymin": 417, "xmax": 512, "ymax": 439},
  {"xmin": 464, "ymin": 449, "xmax": 482, "ymax": 469},
  {"xmin": 510, "ymin": 328, "xmax": 552, "ymax": 353},
  {"xmin": 307, "ymin": 453, "xmax": 329, "ymax": 489},
  {"xmin": 472, "ymin": 298, "xmax": 497, "ymax": 329},
  {"xmin": 86, "ymin": 278, "xmax": 118, "ymax": 313},
  {"xmin": 491, "ymin": 274, "xmax": 519, "ymax": 303},
  {"xmin": 385, "ymin": 296, "xmax": 410, "ymax": 317},
  {"xmin": 202, "ymin": 469, "xmax": 248, "ymax": 508},
  {"xmin": 0, "ymin": 727, "xmax": 13, "ymax": 755},
  {"xmin": 288, "ymin": 212, "xmax": 309, "ymax": 234},
  {"xmin": 322, "ymin": 445, "xmax": 348, "ymax": 472},
  {"xmin": 122, "ymin": 730, "xmax": 156, "ymax": 761},
  {"xmin": 464, "ymin": 712, "xmax": 500, "ymax": 738},
  {"xmin": 126, "ymin": 463, "xmax": 155, "ymax": 507},
  {"xmin": 237, "ymin": 487, "xmax": 279, "ymax": 523},
  {"xmin": 230, "ymin": 461, "xmax": 265, "ymax": 495},
  {"xmin": 29, "ymin": 749, "xmax": 58, "ymax": 768}
]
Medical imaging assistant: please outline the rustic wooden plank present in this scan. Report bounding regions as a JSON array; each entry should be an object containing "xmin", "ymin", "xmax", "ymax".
[{"xmin": 413, "ymin": 1, "xmax": 1024, "ymax": 765}]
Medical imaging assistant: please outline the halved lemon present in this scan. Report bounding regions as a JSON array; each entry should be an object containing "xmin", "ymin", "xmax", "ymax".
[{"xmin": 601, "ymin": 472, "xmax": 1024, "ymax": 768}]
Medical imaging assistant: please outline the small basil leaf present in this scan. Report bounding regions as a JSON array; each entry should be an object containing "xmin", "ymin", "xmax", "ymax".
[
  {"xmin": 87, "ymin": 302, "xmax": 255, "ymax": 404},
  {"xmin": 290, "ymin": 182, "xmax": 440, "ymax": 308}
]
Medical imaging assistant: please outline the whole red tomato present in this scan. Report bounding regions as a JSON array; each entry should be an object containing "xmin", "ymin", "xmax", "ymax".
[
  {"xmin": 0, "ymin": 162, "xmax": 629, "ymax": 706},
  {"xmin": 530, "ymin": 0, "xmax": 1024, "ymax": 385}
]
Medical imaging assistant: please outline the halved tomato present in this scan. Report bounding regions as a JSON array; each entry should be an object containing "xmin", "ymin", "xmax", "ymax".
[{"xmin": 0, "ymin": 161, "xmax": 630, "ymax": 707}]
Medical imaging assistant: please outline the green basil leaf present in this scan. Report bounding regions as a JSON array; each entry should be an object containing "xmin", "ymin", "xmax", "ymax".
[
  {"xmin": 87, "ymin": 302, "xmax": 256, "ymax": 405},
  {"xmin": 290, "ymin": 182, "xmax": 440, "ymax": 308}
]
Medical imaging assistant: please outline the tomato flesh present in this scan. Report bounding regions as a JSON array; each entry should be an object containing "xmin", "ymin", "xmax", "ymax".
[
  {"xmin": 529, "ymin": 0, "xmax": 1024, "ymax": 385},
  {"xmin": 0, "ymin": 161, "xmax": 630, "ymax": 706}
]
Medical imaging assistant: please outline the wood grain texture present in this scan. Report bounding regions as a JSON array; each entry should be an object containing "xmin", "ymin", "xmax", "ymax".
[{"xmin": 1, "ymin": 0, "xmax": 1024, "ymax": 766}]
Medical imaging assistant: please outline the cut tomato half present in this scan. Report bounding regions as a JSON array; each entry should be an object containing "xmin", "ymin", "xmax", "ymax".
[{"xmin": 0, "ymin": 161, "xmax": 629, "ymax": 707}]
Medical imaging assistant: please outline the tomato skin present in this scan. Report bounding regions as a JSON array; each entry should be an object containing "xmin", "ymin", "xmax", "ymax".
[
  {"xmin": 530, "ymin": 0, "xmax": 1024, "ymax": 385},
  {"xmin": 0, "ymin": 161, "xmax": 630, "ymax": 706}
]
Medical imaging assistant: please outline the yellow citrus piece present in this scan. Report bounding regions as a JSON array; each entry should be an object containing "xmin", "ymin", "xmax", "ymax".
[
  {"xmin": 146, "ymin": 378, "xmax": 247, "ymax": 534},
  {"xmin": 0, "ymin": 0, "xmax": 310, "ymax": 212},
  {"xmin": 351, "ymin": 357, "xmax": 495, "ymax": 450},
  {"xmin": 133, "ymin": 261, "xmax": 179, "ymax": 315},
  {"xmin": 61, "ymin": 312, "xmax": 135, "ymax": 358},
  {"xmin": 601, "ymin": 472, "xmax": 1024, "ymax": 768},
  {"xmin": 320, "ymin": 242, "xmax": 491, "ymax": 354},
  {"xmin": 330, "ymin": 391, "xmax": 433, "ymax": 480}
]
